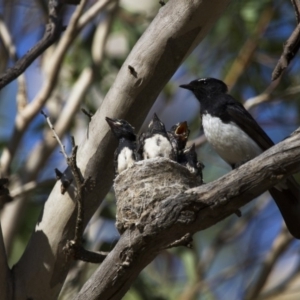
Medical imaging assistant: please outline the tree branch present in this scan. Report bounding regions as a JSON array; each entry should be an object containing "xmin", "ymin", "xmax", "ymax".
[
  {"xmin": 0, "ymin": 0, "xmax": 64, "ymax": 90},
  {"xmin": 76, "ymin": 128, "xmax": 300, "ymax": 300},
  {"xmin": 291, "ymin": 0, "xmax": 300, "ymax": 23},
  {"xmin": 272, "ymin": 1, "xmax": 300, "ymax": 80}
]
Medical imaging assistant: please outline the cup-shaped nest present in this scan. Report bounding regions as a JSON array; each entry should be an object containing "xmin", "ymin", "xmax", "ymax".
[{"xmin": 114, "ymin": 158, "xmax": 202, "ymax": 233}]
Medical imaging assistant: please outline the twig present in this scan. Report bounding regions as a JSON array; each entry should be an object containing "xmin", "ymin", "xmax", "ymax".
[
  {"xmin": 41, "ymin": 110, "xmax": 68, "ymax": 160},
  {"xmin": 245, "ymin": 80, "xmax": 300, "ymax": 110},
  {"xmin": 0, "ymin": 0, "xmax": 64, "ymax": 89},
  {"xmin": 163, "ymin": 233, "xmax": 193, "ymax": 249},
  {"xmin": 41, "ymin": 110, "xmax": 107, "ymax": 263},
  {"xmin": 291, "ymin": 0, "xmax": 300, "ymax": 23},
  {"xmin": 272, "ymin": 2, "xmax": 300, "ymax": 80},
  {"xmin": 244, "ymin": 77, "xmax": 281, "ymax": 110}
]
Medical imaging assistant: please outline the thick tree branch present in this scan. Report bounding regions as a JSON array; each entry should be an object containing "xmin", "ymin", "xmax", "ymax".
[
  {"xmin": 12, "ymin": 1, "xmax": 231, "ymax": 298},
  {"xmin": 76, "ymin": 128, "xmax": 300, "ymax": 300}
]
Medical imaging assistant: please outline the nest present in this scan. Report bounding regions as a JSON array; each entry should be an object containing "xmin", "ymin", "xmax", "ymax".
[{"xmin": 114, "ymin": 158, "xmax": 202, "ymax": 233}]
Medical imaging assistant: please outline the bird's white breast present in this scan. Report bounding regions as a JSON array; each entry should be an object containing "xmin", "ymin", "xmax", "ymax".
[
  {"xmin": 143, "ymin": 134, "xmax": 173, "ymax": 159},
  {"xmin": 118, "ymin": 147, "xmax": 135, "ymax": 173},
  {"xmin": 202, "ymin": 114, "xmax": 262, "ymax": 166}
]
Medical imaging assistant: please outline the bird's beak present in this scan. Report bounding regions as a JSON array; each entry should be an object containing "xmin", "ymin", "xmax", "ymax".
[
  {"xmin": 105, "ymin": 117, "xmax": 120, "ymax": 129},
  {"xmin": 175, "ymin": 121, "xmax": 188, "ymax": 135},
  {"xmin": 179, "ymin": 83, "xmax": 193, "ymax": 91}
]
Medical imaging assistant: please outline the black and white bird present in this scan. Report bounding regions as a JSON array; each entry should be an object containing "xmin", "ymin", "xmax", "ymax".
[
  {"xmin": 106, "ymin": 117, "xmax": 136, "ymax": 174},
  {"xmin": 137, "ymin": 113, "xmax": 175, "ymax": 160},
  {"xmin": 180, "ymin": 77, "xmax": 300, "ymax": 239},
  {"xmin": 168, "ymin": 121, "xmax": 190, "ymax": 159},
  {"xmin": 178, "ymin": 143, "xmax": 204, "ymax": 181}
]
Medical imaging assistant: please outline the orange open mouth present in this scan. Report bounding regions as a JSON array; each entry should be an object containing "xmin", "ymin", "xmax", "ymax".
[{"xmin": 175, "ymin": 121, "xmax": 188, "ymax": 135}]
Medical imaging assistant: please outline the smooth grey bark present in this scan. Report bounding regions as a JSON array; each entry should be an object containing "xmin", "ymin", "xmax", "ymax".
[
  {"xmin": 11, "ymin": 0, "xmax": 231, "ymax": 299},
  {"xmin": 75, "ymin": 128, "xmax": 300, "ymax": 300}
]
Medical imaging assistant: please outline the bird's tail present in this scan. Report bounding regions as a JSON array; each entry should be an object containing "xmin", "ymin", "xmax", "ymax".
[{"xmin": 269, "ymin": 176, "xmax": 300, "ymax": 239}]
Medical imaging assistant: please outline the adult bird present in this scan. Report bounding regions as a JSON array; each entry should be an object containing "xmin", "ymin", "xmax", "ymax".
[
  {"xmin": 106, "ymin": 117, "xmax": 137, "ymax": 175},
  {"xmin": 180, "ymin": 77, "xmax": 300, "ymax": 239},
  {"xmin": 137, "ymin": 113, "xmax": 175, "ymax": 160}
]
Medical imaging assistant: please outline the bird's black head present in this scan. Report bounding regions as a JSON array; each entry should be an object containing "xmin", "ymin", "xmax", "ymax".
[
  {"xmin": 147, "ymin": 113, "xmax": 167, "ymax": 135},
  {"xmin": 170, "ymin": 121, "xmax": 190, "ymax": 150},
  {"xmin": 180, "ymin": 78, "xmax": 228, "ymax": 100},
  {"xmin": 106, "ymin": 117, "xmax": 136, "ymax": 141}
]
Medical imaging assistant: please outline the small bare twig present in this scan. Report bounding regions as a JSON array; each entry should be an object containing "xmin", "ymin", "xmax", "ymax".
[
  {"xmin": 272, "ymin": 2, "xmax": 300, "ymax": 80},
  {"xmin": 291, "ymin": 0, "xmax": 300, "ymax": 23},
  {"xmin": 41, "ymin": 110, "xmax": 107, "ymax": 263},
  {"xmin": 41, "ymin": 110, "xmax": 68, "ymax": 160},
  {"xmin": 163, "ymin": 233, "xmax": 193, "ymax": 249}
]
